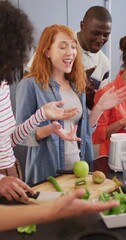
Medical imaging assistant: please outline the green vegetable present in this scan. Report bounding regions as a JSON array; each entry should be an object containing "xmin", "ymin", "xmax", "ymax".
[
  {"xmin": 81, "ymin": 189, "xmax": 90, "ymax": 200},
  {"xmin": 17, "ymin": 224, "xmax": 37, "ymax": 234},
  {"xmin": 99, "ymin": 187, "xmax": 126, "ymax": 216},
  {"xmin": 99, "ymin": 192, "xmax": 111, "ymax": 202},
  {"xmin": 110, "ymin": 204, "xmax": 126, "ymax": 215},
  {"xmin": 47, "ymin": 176, "xmax": 63, "ymax": 192}
]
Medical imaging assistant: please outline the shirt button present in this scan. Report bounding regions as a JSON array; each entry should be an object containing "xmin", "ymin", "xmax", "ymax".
[
  {"xmin": 82, "ymin": 129, "xmax": 84, "ymax": 133},
  {"xmin": 81, "ymin": 141, "xmax": 84, "ymax": 145}
]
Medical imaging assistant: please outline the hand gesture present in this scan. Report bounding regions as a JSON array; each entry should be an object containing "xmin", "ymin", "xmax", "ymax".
[
  {"xmin": 98, "ymin": 86, "xmax": 126, "ymax": 111},
  {"xmin": 49, "ymin": 189, "xmax": 119, "ymax": 220},
  {"xmin": 52, "ymin": 122, "xmax": 81, "ymax": 141},
  {"xmin": 43, "ymin": 101, "xmax": 79, "ymax": 120},
  {"xmin": 0, "ymin": 176, "xmax": 35, "ymax": 201}
]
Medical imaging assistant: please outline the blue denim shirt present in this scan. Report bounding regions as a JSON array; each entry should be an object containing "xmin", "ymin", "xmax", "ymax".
[{"xmin": 16, "ymin": 77, "xmax": 94, "ymax": 185}]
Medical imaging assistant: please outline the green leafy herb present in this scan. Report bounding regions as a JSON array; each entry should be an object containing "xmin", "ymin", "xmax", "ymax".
[
  {"xmin": 99, "ymin": 187, "xmax": 126, "ymax": 216},
  {"xmin": 81, "ymin": 189, "xmax": 90, "ymax": 200},
  {"xmin": 99, "ymin": 192, "xmax": 111, "ymax": 202},
  {"xmin": 17, "ymin": 224, "xmax": 37, "ymax": 234}
]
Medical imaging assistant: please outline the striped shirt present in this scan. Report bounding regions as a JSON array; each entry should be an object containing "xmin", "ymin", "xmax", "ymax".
[{"xmin": 0, "ymin": 81, "xmax": 46, "ymax": 170}]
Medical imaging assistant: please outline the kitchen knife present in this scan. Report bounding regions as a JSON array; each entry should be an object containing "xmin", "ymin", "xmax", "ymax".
[
  {"xmin": 56, "ymin": 169, "xmax": 93, "ymax": 175},
  {"xmin": 26, "ymin": 191, "xmax": 68, "ymax": 201},
  {"xmin": 56, "ymin": 169, "xmax": 74, "ymax": 174}
]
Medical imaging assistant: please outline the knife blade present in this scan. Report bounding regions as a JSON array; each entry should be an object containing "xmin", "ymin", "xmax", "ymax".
[{"xmin": 26, "ymin": 191, "xmax": 68, "ymax": 201}]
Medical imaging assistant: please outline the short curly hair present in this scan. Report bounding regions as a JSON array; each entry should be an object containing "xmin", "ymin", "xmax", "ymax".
[{"xmin": 0, "ymin": 1, "xmax": 33, "ymax": 84}]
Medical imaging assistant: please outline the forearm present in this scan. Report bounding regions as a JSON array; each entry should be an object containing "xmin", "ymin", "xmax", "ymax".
[
  {"xmin": 89, "ymin": 103, "xmax": 103, "ymax": 128},
  {"xmin": 35, "ymin": 124, "xmax": 53, "ymax": 141},
  {"xmin": 12, "ymin": 107, "xmax": 46, "ymax": 146},
  {"xmin": 0, "ymin": 204, "xmax": 54, "ymax": 231},
  {"xmin": 106, "ymin": 119, "xmax": 126, "ymax": 139}
]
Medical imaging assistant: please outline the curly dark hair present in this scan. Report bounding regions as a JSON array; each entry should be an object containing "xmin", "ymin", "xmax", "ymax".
[
  {"xmin": 0, "ymin": 1, "xmax": 33, "ymax": 84},
  {"xmin": 119, "ymin": 36, "xmax": 126, "ymax": 69}
]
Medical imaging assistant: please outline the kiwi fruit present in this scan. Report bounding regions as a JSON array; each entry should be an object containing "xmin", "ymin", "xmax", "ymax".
[{"xmin": 92, "ymin": 171, "xmax": 106, "ymax": 184}]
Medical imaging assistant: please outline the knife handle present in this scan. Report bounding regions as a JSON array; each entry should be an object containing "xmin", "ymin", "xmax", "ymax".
[{"xmin": 26, "ymin": 191, "xmax": 40, "ymax": 199}]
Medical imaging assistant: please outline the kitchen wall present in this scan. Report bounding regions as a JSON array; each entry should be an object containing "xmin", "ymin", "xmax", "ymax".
[{"xmin": 8, "ymin": 0, "xmax": 126, "ymax": 178}]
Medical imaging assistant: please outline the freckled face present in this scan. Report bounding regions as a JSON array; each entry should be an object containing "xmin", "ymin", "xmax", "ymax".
[{"xmin": 46, "ymin": 32, "xmax": 77, "ymax": 75}]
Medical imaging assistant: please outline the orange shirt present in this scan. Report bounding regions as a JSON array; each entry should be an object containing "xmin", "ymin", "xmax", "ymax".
[{"xmin": 92, "ymin": 70, "xmax": 126, "ymax": 155}]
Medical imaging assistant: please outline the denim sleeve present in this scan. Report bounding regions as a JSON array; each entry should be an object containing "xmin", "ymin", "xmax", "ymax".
[{"xmin": 16, "ymin": 78, "xmax": 39, "ymax": 147}]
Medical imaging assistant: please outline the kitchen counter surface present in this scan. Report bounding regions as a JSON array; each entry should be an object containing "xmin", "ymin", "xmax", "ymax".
[{"xmin": 0, "ymin": 156, "xmax": 125, "ymax": 240}]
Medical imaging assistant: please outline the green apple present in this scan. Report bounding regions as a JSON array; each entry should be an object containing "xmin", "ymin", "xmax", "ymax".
[{"xmin": 73, "ymin": 161, "xmax": 89, "ymax": 178}]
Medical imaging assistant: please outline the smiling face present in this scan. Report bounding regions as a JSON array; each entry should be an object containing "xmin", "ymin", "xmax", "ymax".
[
  {"xmin": 46, "ymin": 32, "xmax": 77, "ymax": 77},
  {"xmin": 80, "ymin": 18, "xmax": 111, "ymax": 53}
]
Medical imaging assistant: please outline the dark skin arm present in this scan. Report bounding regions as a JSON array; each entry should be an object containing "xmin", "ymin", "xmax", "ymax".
[{"xmin": 85, "ymin": 66, "xmax": 97, "ymax": 110}]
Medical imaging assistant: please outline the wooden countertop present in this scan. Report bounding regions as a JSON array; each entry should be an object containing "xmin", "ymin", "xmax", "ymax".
[{"xmin": 0, "ymin": 156, "xmax": 125, "ymax": 240}]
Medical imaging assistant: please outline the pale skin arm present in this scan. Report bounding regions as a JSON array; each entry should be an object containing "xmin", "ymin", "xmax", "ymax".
[
  {"xmin": 0, "ymin": 176, "xmax": 35, "ymax": 201},
  {"xmin": 36, "ymin": 121, "xmax": 81, "ymax": 141},
  {"xmin": 43, "ymin": 101, "xmax": 79, "ymax": 120},
  {"xmin": 0, "ymin": 189, "xmax": 119, "ymax": 232},
  {"xmin": 36, "ymin": 101, "xmax": 81, "ymax": 141},
  {"xmin": 0, "ymin": 102, "xmax": 79, "ymax": 201},
  {"xmin": 89, "ymin": 86, "xmax": 126, "ymax": 127}
]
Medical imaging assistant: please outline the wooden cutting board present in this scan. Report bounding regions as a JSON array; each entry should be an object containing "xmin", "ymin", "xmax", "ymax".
[{"xmin": 32, "ymin": 174, "xmax": 118, "ymax": 201}]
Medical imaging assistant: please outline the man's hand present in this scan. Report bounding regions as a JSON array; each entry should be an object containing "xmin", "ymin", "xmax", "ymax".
[{"xmin": 0, "ymin": 176, "xmax": 35, "ymax": 201}]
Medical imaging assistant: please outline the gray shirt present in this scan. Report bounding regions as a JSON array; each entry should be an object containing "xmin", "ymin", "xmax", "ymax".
[{"xmin": 60, "ymin": 88, "xmax": 82, "ymax": 169}]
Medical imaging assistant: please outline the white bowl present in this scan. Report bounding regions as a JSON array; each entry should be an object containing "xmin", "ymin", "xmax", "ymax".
[{"xmin": 100, "ymin": 212, "xmax": 126, "ymax": 228}]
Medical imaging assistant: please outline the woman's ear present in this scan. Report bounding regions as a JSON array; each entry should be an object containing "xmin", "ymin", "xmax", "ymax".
[{"xmin": 45, "ymin": 49, "xmax": 50, "ymax": 58}]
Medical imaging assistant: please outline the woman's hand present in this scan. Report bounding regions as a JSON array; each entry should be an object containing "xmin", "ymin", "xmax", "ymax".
[
  {"xmin": 97, "ymin": 86, "xmax": 126, "ymax": 111},
  {"xmin": 48, "ymin": 189, "xmax": 119, "ymax": 221},
  {"xmin": 51, "ymin": 122, "xmax": 81, "ymax": 141},
  {"xmin": 0, "ymin": 176, "xmax": 35, "ymax": 201},
  {"xmin": 43, "ymin": 101, "xmax": 79, "ymax": 120},
  {"xmin": 90, "ymin": 86, "xmax": 126, "ymax": 127}
]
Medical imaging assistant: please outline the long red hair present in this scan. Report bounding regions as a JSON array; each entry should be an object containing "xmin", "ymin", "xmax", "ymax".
[{"xmin": 26, "ymin": 24, "xmax": 86, "ymax": 93}]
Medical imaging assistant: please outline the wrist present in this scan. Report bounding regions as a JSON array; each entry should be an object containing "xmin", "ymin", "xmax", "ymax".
[
  {"xmin": 94, "ymin": 102, "xmax": 104, "ymax": 115},
  {"xmin": 40, "ymin": 107, "xmax": 47, "ymax": 121},
  {"xmin": 50, "ymin": 122, "xmax": 56, "ymax": 134},
  {"xmin": 119, "ymin": 119, "xmax": 125, "ymax": 128}
]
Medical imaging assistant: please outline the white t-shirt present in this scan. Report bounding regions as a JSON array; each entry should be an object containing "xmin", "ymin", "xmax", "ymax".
[{"xmin": 82, "ymin": 48, "xmax": 110, "ymax": 90}]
